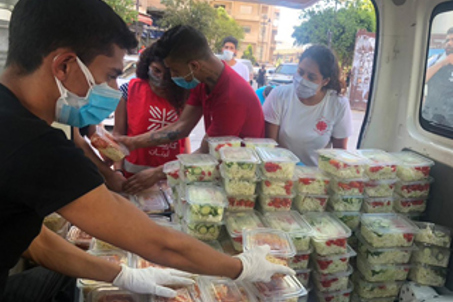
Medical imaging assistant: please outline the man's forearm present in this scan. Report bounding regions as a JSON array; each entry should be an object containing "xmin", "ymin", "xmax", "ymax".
[
  {"xmin": 133, "ymin": 122, "xmax": 187, "ymax": 149},
  {"xmin": 426, "ymin": 60, "xmax": 444, "ymax": 82}
]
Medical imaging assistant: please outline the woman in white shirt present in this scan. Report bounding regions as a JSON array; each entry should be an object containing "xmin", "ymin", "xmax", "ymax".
[{"xmin": 263, "ymin": 45, "xmax": 353, "ymax": 166}]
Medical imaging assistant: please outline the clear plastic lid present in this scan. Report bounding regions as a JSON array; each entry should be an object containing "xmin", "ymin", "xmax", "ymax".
[
  {"xmin": 206, "ymin": 136, "xmax": 243, "ymax": 145},
  {"xmin": 91, "ymin": 126, "xmax": 130, "ymax": 157},
  {"xmin": 250, "ymin": 275, "xmax": 307, "ymax": 301},
  {"xmin": 315, "ymin": 281, "xmax": 353, "ymax": 300},
  {"xmin": 199, "ymin": 277, "xmax": 243, "ymax": 302},
  {"xmin": 185, "ymin": 184, "xmax": 228, "ymax": 207},
  {"xmin": 163, "ymin": 160, "xmax": 180, "ymax": 174},
  {"xmin": 256, "ymin": 147, "xmax": 300, "ymax": 163},
  {"xmin": 87, "ymin": 250, "xmax": 128, "ymax": 266},
  {"xmin": 220, "ymin": 147, "xmax": 261, "ymax": 164},
  {"xmin": 236, "ymin": 282, "xmax": 259, "ymax": 302},
  {"xmin": 317, "ymin": 149, "xmax": 371, "ymax": 165},
  {"xmin": 243, "ymin": 228, "xmax": 296, "ymax": 258},
  {"xmin": 154, "ymin": 287, "xmax": 196, "ymax": 302},
  {"xmin": 391, "ymin": 151, "xmax": 435, "ymax": 167},
  {"xmin": 136, "ymin": 191, "xmax": 169, "ymax": 214},
  {"xmin": 355, "ymin": 231, "xmax": 418, "ymax": 252},
  {"xmin": 312, "ymin": 244, "xmax": 357, "ymax": 261},
  {"xmin": 397, "ymin": 177, "xmax": 434, "ymax": 186},
  {"xmin": 225, "ymin": 210, "xmax": 265, "ymax": 238},
  {"xmin": 87, "ymin": 287, "xmax": 141, "ymax": 302},
  {"xmin": 361, "ymin": 214, "xmax": 419, "ymax": 236},
  {"xmin": 219, "ymin": 164, "xmax": 259, "ymax": 181},
  {"xmin": 366, "ymin": 178, "xmax": 398, "ymax": 185},
  {"xmin": 262, "ymin": 211, "xmax": 313, "ymax": 237},
  {"xmin": 312, "ymin": 265, "xmax": 353, "ymax": 281},
  {"xmin": 365, "ymin": 196, "xmax": 394, "ymax": 203},
  {"xmin": 294, "ymin": 166, "xmax": 330, "ymax": 180},
  {"xmin": 357, "ymin": 255, "xmax": 412, "ymax": 271},
  {"xmin": 352, "ymin": 270, "xmax": 405, "ymax": 287},
  {"xmin": 414, "ymin": 222, "xmax": 452, "ymax": 247},
  {"xmin": 303, "ymin": 212, "xmax": 352, "ymax": 241},
  {"xmin": 177, "ymin": 153, "xmax": 218, "ymax": 167},
  {"xmin": 243, "ymin": 137, "xmax": 278, "ymax": 146},
  {"xmin": 356, "ymin": 149, "xmax": 400, "ymax": 166},
  {"xmin": 67, "ymin": 226, "xmax": 92, "ymax": 246}
]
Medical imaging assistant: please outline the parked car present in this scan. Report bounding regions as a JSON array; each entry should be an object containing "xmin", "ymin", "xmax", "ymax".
[{"xmin": 268, "ymin": 63, "xmax": 298, "ymax": 86}]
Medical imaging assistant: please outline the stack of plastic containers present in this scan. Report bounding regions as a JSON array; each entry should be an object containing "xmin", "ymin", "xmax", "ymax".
[
  {"xmin": 409, "ymin": 222, "xmax": 452, "ymax": 287},
  {"xmin": 225, "ymin": 210, "xmax": 265, "ymax": 252},
  {"xmin": 293, "ymin": 166, "xmax": 331, "ymax": 214},
  {"xmin": 243, "ymin": 137, "xmax": 278, "ymax": 150},
  {"xmin": 304, "ymin": 212, "xmax": 355, "ymax": 302},
  {"xmin": 354, "ymin": 213, "xmax": 419, "ymax": 301},
  {"xmin": 206, "ymin": 136, "xmax": 243, "ymax": 160},
  {"xmin": 255, "ymin": 147, "xmax": 299, "ymax": 212}
]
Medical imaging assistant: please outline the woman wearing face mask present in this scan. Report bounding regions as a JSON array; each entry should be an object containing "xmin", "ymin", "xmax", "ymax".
[
  {"xmin": 263, "ymin": 45, "xmax": 353, "ymax": 166},
  {"xmin": 113, "ymin": 44, "xmax": 190, "ymax": 194}
]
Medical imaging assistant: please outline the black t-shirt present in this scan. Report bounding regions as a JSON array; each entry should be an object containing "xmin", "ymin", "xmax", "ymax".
[
  {"xmin": 0, "ymin": 84, "xmax": 104, "ymax": 295},
  {"xmin": 426, "ymin": 64, "xmax": 453, "ymax": 122}
]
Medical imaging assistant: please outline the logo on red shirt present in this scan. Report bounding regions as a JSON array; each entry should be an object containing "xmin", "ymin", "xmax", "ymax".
[
  {"xmin": 148, "ymin": 106, "xmax": 178, "ymax": 131},
  {"xmin": 314, "ymin": 117, "xmax": 330, "ymax": 135}
]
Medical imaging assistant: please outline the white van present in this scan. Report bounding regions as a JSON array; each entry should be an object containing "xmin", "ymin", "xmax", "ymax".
[{"xmin": 267, "ymin": 62, "xmax": 298, "ymax": 86}]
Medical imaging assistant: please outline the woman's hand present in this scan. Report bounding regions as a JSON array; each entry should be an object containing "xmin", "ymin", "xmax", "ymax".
[{"xmin": 123, "ymin": 167, "xmax": 165, "ymax": 195}]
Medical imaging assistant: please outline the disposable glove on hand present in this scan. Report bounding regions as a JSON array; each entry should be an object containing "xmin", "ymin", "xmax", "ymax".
[
  {"xmin": 113, "ymin": 264, "xmax": 195, "ymax": 298},
  {"xmin": 234, "ymin": 245, "xmax": 296, "ymax": 282}
]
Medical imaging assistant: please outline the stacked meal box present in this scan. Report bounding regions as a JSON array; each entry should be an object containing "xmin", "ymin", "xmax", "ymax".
[{"xmin": 293, "ymin": 166, "xmax": 331, "ymax": 214}]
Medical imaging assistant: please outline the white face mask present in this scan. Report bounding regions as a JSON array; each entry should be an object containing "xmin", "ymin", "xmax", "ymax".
[
  {"xmin": 223, "ymin": 50, "xmax": 234, "ymax": 61},
  {"xmin": 293, "ymin": 73, "xmax": 320, "ymax": 99}
]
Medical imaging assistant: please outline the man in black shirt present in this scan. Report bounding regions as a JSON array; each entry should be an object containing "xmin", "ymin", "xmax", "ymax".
[{"xmin": 0, "ymin": 0, "xmax": 293, "ymax": 300}]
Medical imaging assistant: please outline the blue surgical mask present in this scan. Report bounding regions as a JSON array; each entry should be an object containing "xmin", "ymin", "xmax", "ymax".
[
  {"xmin": 293, "ymin": 73, "xmax": 319, "ymax": 99},
  {"xmin": 223, "ymin": 50, "xmax": 234, "ymax": 61},
  {"xmin": 148, "ymin": 68, "xmax": 165, "ymax": 88},
  {"xmin": 171, "ymin": 66, "xmax": 200, "ymax": 89},
  {"xmin": 54, "ymin": 57, "xmax": 122, "ymax": 128}
]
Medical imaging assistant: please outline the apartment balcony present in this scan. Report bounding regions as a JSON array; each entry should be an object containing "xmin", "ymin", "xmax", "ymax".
[{"xmin": 233, "ymin": 14, "xmax": 260, "ymax": 22}]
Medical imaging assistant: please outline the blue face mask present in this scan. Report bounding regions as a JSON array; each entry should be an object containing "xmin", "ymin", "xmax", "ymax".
[
  {"xmin": 171, "ymin": 66, "xmax": 200, "ymax": 89},
  {"xmin": 54, "ymin": 57, "xmax": 122, "ymax": 128}
]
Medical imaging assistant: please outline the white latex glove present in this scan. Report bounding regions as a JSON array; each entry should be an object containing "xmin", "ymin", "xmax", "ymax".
[
  {"xmin": 234, "ymin": 245, "xmax": 296, "ymax": 282},
  {"xmin": 113, "ymin": 264, "xmax": 195, "ymax": 298}
]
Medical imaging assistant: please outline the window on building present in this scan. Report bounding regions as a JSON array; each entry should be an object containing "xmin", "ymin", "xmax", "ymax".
[
  {"xmin": 240, "ymin": 5, "xmax": 253, "ymax": 15},
  {"xmin": 214, "ymin": 4, "xmax": 225, "ymax": 9},
  {"xmin": 243, "ymin": 26, "xmax": 251, "ymax": 34}
]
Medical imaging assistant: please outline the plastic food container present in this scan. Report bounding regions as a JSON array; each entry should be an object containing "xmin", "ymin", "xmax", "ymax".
[
  {"xmin": 67, "ymin": 226, "xmax": 93, "ymax": 250},
  {"xmin": 256, "ymin": 147, "xmax": 299, "ymax": 179},
  {"xmin": 352, "ymin": 271, "xmax": 404, "ymax": 299},
  {"xmin": 260, "ymin": 175, "xmax": 295, "ymax": 196},
  {"xmin": 360, "ymin": 214, "xmax": 419, "ymax": 248},
  {"xmin": 243, "ymin": 137, "xmax": 278, "ymax": 150},
  {"xmin": 391, "ymin": 151, "xmax": 434, "ymax": 181},
  {"xmin": 393, "ymin": 196, "xmax": 427, "ymax": 213},
  {"xmin": 329, "ymin": 194, "xmax": 364, "ymax": 212},
  {"xmin": 184, "ymin": 185, "xmax": 227, "ymax": 223},
  {"xmin": 87, "ymin": 250, "xmax": 128, "ymax": 266},
  {"xmin": 295, "ymin": 268, "xmax": 311, "ymax": 287},
  {"xmin": 356, "ymin": 149, "xmax": 399, "ymax": 180},
  {"xmin": 207, "ymin": 136, "xmax": 243, "ymax": 160},
  {"xmin": 330, "ymin": 211, "xmax": 361, "ymax": 230},
  {"xmin": 294, "ymin": 166, "xmax": 330, "ymax": 195},
  {"xmin": 163, "ymin": 160, "xmax": 181, "ymax": 187},
  {"xmin": 89, "ymin": 238, "xmax": 118, "ymax": 251},
  {"xmin": 243, "ymin": 228, "xmax": 296, "ymax": 258},
  {"xmin": 304, "ymin": 212, "xmax": 352, "ymax": 256},
  {"xmin": 258, "ymin": 194, "xmax": 294, "ymax": 212},
  {"xmin": 356, "ymin": 231, "xmax": 415, "ymax": 264},
  {"xmin": 351, "ymin": 294, "xmax": 396, "ymax": 302},
  {"xmin": 76, "ymin": 280, "xmax": 109, "ymax": 301},
  {"xmin": 219, "ymin": 147, "xmax": 260, "ymax": 179},
  {"xmin": 288, "ymin": 248, "xmax": 312, "ymax": 270},
  {"xmin": 177, "ymin": 154, "xmax": 218, "ymax": 183},
  {"xmin": 408, "ymin": 263, "xmax": 448, "ymax": 287},
  {"xmin": 262, "ymin": 211, "xmax": 313, "ymax": 252},
  {"xmin": 90, "ymin": 126, "xmax": 129, "ymax": 162},
  {"xmin": 356, "ymin": 256, "xmax": 411, "ymax": 282},
  {"xmin": 395, "ymin": 178, "xmax": 433, "ymax": 198},
  {"xmin": 222, "ymin": 175, "xmax": 258, "ymax": 196},
  {"xmin": 412, "ymin": 242, "xmax": 451, "ymax": 268},
  {"xmin": 154, "ymin": 287, "xmax": 197, "ymax": 302},
  {"xmin": 249, "ymin": 275, "xmax": 307, "ymax": 302},
  {"xmin": 317, "ymin": 149, "xmax": 370, "ymax": 179},
  {"xmin": 44, "ymin": 213, "xmax": 67, "ymax": 233},
  {"xmin": 225, "ymin": 211, "xmax": 265, "ymax": 252},
  {"xmin": 315, "ymin": 282, "xmax": 353, "ymax": 302},
  {"xmin": 364, "ymin": 179, "xmax": 397, "ymax": 197},
  {"xmin": 330, "ymin": 176, "xmax": 368, "ymax": 196},
  {"xmin": 312, "ymin": 265, "xmax": 353, "ymax": 292},
  {"xmin": 87, "ymin": 287, "xmax": 141, "ymax": 302},
  {"xmin": 236, "ymin": 282, "xmax": 258, "ymax": 302},
  {"xmin": 414, "ymin": 222, "xmax": 452, "ymax": 248},
  {"xmin": 312, "ymin": 244, "xmax": 357, "ymax": 274},
  {"xmin": 294, "ymin": 194, "xmax": 329, "ymax": 213},
  {"xmin": 199, "ymin": 277, "xmax": 243, "ymax": 302},
  {"xmin": 136, "ymin": 190, "xmax": 169, "ymax": 214},
  {"xmin": 227, "ymin": 195, "xmax": 256, "ymax": 212},
  {"xmin": 362, "ymin": 197, "xmax": 394, "ymax": 213},
  {"xmin": 183, "ymin": 221, "xmax": 223, "ymax": 241}
]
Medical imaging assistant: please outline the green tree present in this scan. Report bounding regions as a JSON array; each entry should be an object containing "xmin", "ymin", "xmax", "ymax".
[
  {"xmin": 103, "ymin": 0, "xmax": 138, "ymax": 24},
  {"xmin": 241, "ymin": 44, "xmax": 257, "ymax": 65},
  {"xmin": 212, "ymin": 7, "xmax": 244, "ymax": 53},
  {"xmin": 292, "ymin": 0, "xmax": 375, "ymax": 67}
]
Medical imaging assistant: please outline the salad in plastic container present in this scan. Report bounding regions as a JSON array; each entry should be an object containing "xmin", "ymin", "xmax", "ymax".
[
  {"xmin": 227, "ymin": 195, "xmax": 256, "ymax": 212},
  {"xmin": 362, "ymin": 197, "xmax": 393, "ymax": 213},
  {"xmin": 67, "ymin": 226, "xmax": 93, "ymax": 250},
  {"xmin": 185, "ymin": 185, "xmax": 227, "ymax": 223},
  {"xmin": 163, "ymin": 160, "xmax": 181, "ymax": 187},
  {"xmin": 225, "ymin": 211, "xmax": 265, "ymax": 252},
  {"xmin": 356, "ymin": 231, "xmax": 415, "ymax": 265},
  {"xmin": 243, "ymin": 228, "xmax": 296, "ymax": 258},
  {"xmin": 394, "ymin": 196, "xmax": 427, "ymax": 213},
  {"xmin": 330, "ymin": 177, "xmax": 367, "ymax": 196},
  {"xmin": 357, "ymin": 149, "xmax": 399, "ymax": 180},
  {"xmin": 294, "ymin": 166, "xmax": 330, "ymax": 195},
  {"xmin": 364, "ymin": 179, "xmax": 397, "ymax": 197},
  {"xmin": 288, "ymin": 248, "xmax": 312, "ymax": 270},
  {"xmin": 391, "ymin": 151, "xmax": 434, "ymax": 181},
  {"xmin": 136, "ymin": 190, "xmax": 169, "ymax": 214},
  {"xmin": 351, "ymin": 294, "xmax": 395, "ymax": 302},
  {"xmin": 294, "ymin": 194, "xmax": 328, "ymax": 213},
  {"xmin": 260, "ymin": 175, "xmax": 295, "ymax": 196},
  {"xmin": 317, "ymin": 149, "xmax": 370, "ymax": 179},
  {"xmin": 177, "ymin": 154, "xmax": 218, "ymax": 183},
  {"xmin": 199, "ymin": 277, "xmax": 243, "ymax": 302},
  {"xmin": 312, "ymin": 265, "xmax": 353, "ymax": 292},
  {"xmin": 258, "ymin": 194, "xmax": 294, "ymax": 212},
  {"xmin": 90, "ymin": 126, "xmax": 129, "ymax": 162},
  {"xmin": 295, "ymin": 268, "xmax": 311, "ymax": 287},
  {"xmin": 315, "ymin": 282, "xmax": 353, "ymax": 302},
  {"xmin": 207, "ymin": 136, "xmax": 243, "ymax": 160},
  {"xmin": 184, "ymin": 221, "xmax": 223, "ymax": 241},
  {"xmin": 89, "ymin": 238, "xmax": 118, "ymax": 251},
  {"xmin": 222, "ymin": 173, "xmax": 258, "ymax": 196},
  {"xmin": 352, "ymin": 271, "xmax": 403, "ymax": 299},
  {"xmin": 44, "ymin": 213, "xmax": 67, "ymax": 234},
  {"xmin": 356, "ymin": 256, "xmax": 411, "ymax": 282},
  {"xmin": 360, "ymin": 214, "xmax": 419, "ymax": 248},
  {"xmin": 409, "ymin": 263, "xmax": 448, "ymax": 287},
  {"xmin": 243, "ymin": 138, "xmax": 278, "ymax": 150},
  {"xmin": 330, "ymin": 211, "xmax": 361, "ymax": 230},
  {"xmin": 304, "ymin": 212, "xmax": 351, "ymax": 256},
  {"xmin": 395, "ymin": 178, "xmax": 432, "ymax": 198},
  {"xmin": 76, "ymin": 280, "xmax": 109, "ymax": 301},
  {"xmin": 312, "ymin": 244, "xmax": 357, "ymax": 274},
  {"xmin": 87, "ymin": 287, "xmax": 141, "ymax": 302},
  {"xmin": 412, "ymin": 242, "xmax": 451, "ymax": 268},
  {"xmin": 414, "ymin": 222, "xmax": 452, "ymax": 248},
  {"xmin": 329, "ymin": 194, "xmax": 364, "ymax": 212},
  {"xmin": 219, "ymin": 147, "xmax": 260, "ymax": 179},
  {"xmin": 262, "ymin": 211, "xmax": 313, "ymax": 252},
  {"xmin": 154, "ymin": 287, "xmax": 197, "ymax": 302},
  {"xmin": 256, "ymin": 147, "xmax": 299, "ymax": 179},
  {"xmin": 250, "ymin": 275, "xmax": 307, "ymax": 302}
]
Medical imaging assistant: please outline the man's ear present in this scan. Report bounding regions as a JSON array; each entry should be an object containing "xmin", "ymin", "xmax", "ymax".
[
  {"xmin": 188, "ymin": 60, "xmax": 201, "ymax": 73},
  {"xmin": 322, "ymin": 77, "xmax": 331, "ymax": 88},
  {"xmin": 51, "ymin": 52, "xmax": 78, "ymax": 82}
]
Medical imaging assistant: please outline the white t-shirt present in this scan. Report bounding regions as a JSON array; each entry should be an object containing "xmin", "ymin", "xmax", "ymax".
[
  {"xmin": 231, "ymin": 61, "xmax": 250, "ymax": 82},
  {"xmin": 263, "ymin": 84, "xmax": 353, "ymax": 166}
]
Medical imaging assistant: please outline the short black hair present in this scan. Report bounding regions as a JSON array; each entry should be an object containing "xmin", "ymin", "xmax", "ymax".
[
  {"xmin": 447, "ymin": 27, "xmax": 453, "ymax": 35},
  {"xmin": 7, "ymin": 0, "xmax": 137, "ymax": 74},
  {"xmin": 155, "ymin": 25, "xmax": 211, "ymax": 63},
  {"xmin": 223, "ymin": 36, "xmax": 238, "ymax": 49},
  {"xmin": 264, "ymin": 86, "xmax": 274, "ymax": 98}
]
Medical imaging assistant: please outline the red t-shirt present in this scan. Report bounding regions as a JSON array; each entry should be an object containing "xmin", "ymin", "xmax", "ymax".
[{"xmin": 187, "ymin": 62, "xmax": 264, "ymax": 138}]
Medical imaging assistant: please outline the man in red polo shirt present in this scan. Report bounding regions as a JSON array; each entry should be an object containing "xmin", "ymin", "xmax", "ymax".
[{"xmin": 118, "ymin": 25, "xmax": 264, "ymax": 155}]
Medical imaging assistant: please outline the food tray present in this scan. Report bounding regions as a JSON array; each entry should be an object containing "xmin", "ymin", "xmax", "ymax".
[
  {"xmin": 177, "ymin": 154, "xmax": 218, "ymax": 183},
  {"xmin": 391, "ymin": 151, "xmax": 434, "ymax": 181},
  {"xmin": 219, "ymin": 147, "xmax": 260, "ymax": 179},
  {"xmin": 357, "ymin": 149, "xmax": 399, "ymax": 180},
  {"xmin": 294, "ymin": 194, "xmax": 329, "ymax": 213},
  {"xmin": 312, "ymin": 244, "xmax": 357, "ymax": 274},
  {"xmin": 256, "ymin": 147, "xmax": 299, "ymax": 179},
  {"xmin": 294, "ymin": 166, "xmax": 330, "ymax": 195},
  {"xmin": 243, "ymin": 138, "xmax": 278, "ymax": 150},
  {"xmin": 243, "ymin": 228, "xmax": 296, "ymax": 258},
  {"xmin": 206, "ymin": 136, "xmax": 243, "ymax": 160},
  {"xmin": 356, "ymin": 255, "xmax": 411, "ymax": 282},
  {"xmin": 317, "ymin": 149, "xmax": 370, "ymax": 179},
  {"xmin": 362, "ymin": 197, "xmax": 394, "ymax": 213}
]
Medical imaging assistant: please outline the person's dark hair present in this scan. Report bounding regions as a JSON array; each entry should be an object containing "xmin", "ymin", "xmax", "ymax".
[
  {"xmin": 447, "ymin": 27, "xmax": 453, "ymax": 35},
  {"xmin": 299, "ymin": 45, "xmax": 343, "ymax": 94},
  {"xmin": 6, "ymin": 0, "xmax": 137, "ymax": 74},
  {"xmin": 136, "ymin": 43, "xmax": 188, "ymax": 113},
  {"xmin": 264, "ymin": 86, "xmax": 274, "ymax": 98},
  {"xmin": 223, "ymin": 36, "xmax": 239, "ymax": 49},
  {"xmin": 262, "ymin": 64, "xmax": 266, "ymax": 69},
  {"xmin": 155, "ymin": 25, "xmax": 211, "ymax": 63}
]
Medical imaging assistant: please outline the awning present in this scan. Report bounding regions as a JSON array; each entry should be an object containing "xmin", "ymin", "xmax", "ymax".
[{"xmin": 138, "ymin": 14, "xmax": 152, "ymax": 26}]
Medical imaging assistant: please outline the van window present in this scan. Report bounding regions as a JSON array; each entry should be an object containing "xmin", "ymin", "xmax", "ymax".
[
  {"xmin": 275, "ymin": 64, "xmax": 298, "ymax": 75},
  {"xmin": 420, "ymin": 2, "xmax": 453, "ymax": 138}
]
